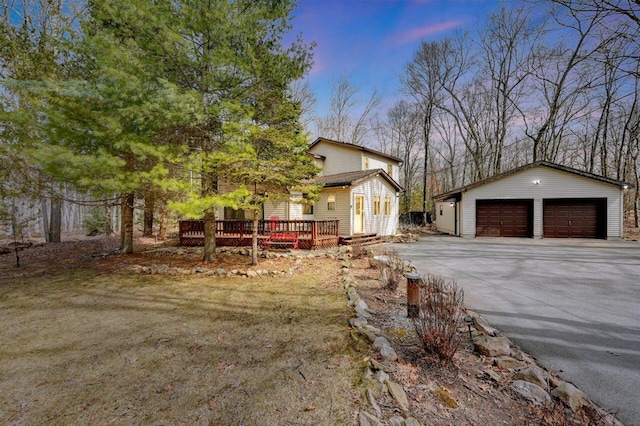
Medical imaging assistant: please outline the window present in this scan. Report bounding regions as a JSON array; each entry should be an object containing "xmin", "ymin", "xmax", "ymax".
[
  {"xmin": 327, "ymin": 194, "xmax": 336, "ymax": 211},
  {"xmin": 303, "ymin": 193, "xmax": 314, "ymax": 215},
  {"xmin": 373, "ymin": 195, "xmax": 381, "ymax": 215},
  {"xmin": 439, "ymin": 204, "xmax": 443, "ymax": 216},
  {"xmin": 387, "ymin": 164, "xmax": 393, "ymax": 177},
  {"xmin": 364, "ymin": 156, "xmax": 369, "ymax": 169},
  {"xmin": 384, "ymin": 197, "xmax": 391, "ymax": 215}
]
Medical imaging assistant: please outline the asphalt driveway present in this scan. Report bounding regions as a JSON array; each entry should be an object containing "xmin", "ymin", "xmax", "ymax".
[{"xmin": 390, "ymin": 236, "xmax": 640, "ymax": 425}]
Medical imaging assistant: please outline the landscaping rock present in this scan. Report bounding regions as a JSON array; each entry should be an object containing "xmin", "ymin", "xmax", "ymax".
[
  {"xmin": 350, "ymin": 317, "xmax": 368, "ymax": 328},
  {"xmin": 389, "ymin": 417, "xmax": 405, "ymax": 426},
  {"xmin": 493, "ymin": 356, "xmax": 525, "ymax": 370},
  {"xmin": 551, "ymin": 382, "xmax": 585, "ymax": 411},
  {"xmin": 366, "ymin": 388, "xmax": 382, "ymax": 416},
  {"xmin": 513, "ymin": 366, "xmax": 548, "ymax": 389},
  {"xmin": 372, "ymin": 336, "xmax": 391, "ymax": 350},
  {"xmin": 375, "ymin": 370, "xmax": 389, "ymax": 384},
  {"xmin": 216, "ymin": 268, "xmax": 226, "ymax": 276},
  {"xmin": 404, "ymin": 417, "xmax": 423, "ymax": 426},
  {"xmin": 371, "ymin": 359, "xmax": 397, "ymax": 373},
  {"xmin": 510, "ymin": 380, "xmax": 551, "ymax": 405},
  {"xmin": 379, "ymin": 343, "xmax": 398, "ymax": 362},
  {"xmin": 131, "ymin": 265, "xmax": 143, "ymax": 273},
  {"xmin": 473, "ymin": 335, "xmax": 511, "ymax": 357},
  {"xmin": 355, "ymin": 299, "xmax": 372, "ymax": 319},
  {"xmin": 347, "ymin": 287, "xmax": 360, "ymax": 305},
  {"xmin": 359, "ymin": 411, "xmax": 382, "ymax": 426},
  {"xmin": 157, "ymin": 264, "xmax": 169, "ymax": 274},
  {"xmin": 468, "ymin": 310, "xmax": 498, "ymax": 336},
  {"xmin": 385, "ymin": 380, "xmax": 409, "ymax": 412},
  {"xmin": 246, "ymin": 270, "xmax": 258, "ymax": 278}
]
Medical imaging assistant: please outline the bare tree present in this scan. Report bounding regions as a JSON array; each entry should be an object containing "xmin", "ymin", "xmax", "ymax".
[{"xmin": 314, "ymin": 74, "xmax": 381, "ymax": 144}]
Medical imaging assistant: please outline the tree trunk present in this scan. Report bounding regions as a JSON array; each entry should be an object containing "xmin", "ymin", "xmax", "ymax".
[
  {"xmin": 202, "ymin": 172, "xmax": 218, "ymax": 262},
  {"xmin": 158, "ymin": 194, "xmax": 168, "ymax": 241},
  {"xmin": 104, "ymin": 203, "xmax": 113, "ymax": 236},
  {"xmin": 251, "ymin": 209, "xmax": 259, "ymax": 266},
  {"xmin": 49, "ymin": 196, "xmax": 62, "ymax": 243},
  {"xmin": 202, "ymin": 210, "xmax": 217, "ymax": 262},
  {"xmin": 42, "ymin": 198, "xmax": 50, "ymax": 243},
  {"xmin": 120, "ymin": 193, "xmax": 135, "ymax": 254},
  {"xmin": 143, "ymin": 191, "xmax": 155, "ymax": 237}
]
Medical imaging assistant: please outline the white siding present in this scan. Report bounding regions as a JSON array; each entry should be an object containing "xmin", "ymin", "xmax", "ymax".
[
  {"xmin": 435, "ymin": 201, "xmax": 456, "ymax": 235},
  {"xmin": 460, "ymin": 166, "xmax": 624, "ymax": 239},
  {"xmin": 366, "ymin": 154, "xmax": 400, "ymax": 179},
  {"xmin": 309, "ymin": 143, "xmax": 362, "ymax": 175},
  {"xmin": 352, "ymin": 177, "xmax": 399, "ymax": 236},
  {"xmin": 314, "ymin": 188, "xmax": 351, "ymax": 235},
  {"xmin": 264, "ymin": 200, "xmax": 288, "ymax": 220}
]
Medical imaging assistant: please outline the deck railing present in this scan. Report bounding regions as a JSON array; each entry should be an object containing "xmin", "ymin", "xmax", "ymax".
[{"xmin": 179, "ymin": 219, "xmax": 340, "ymax": 248}]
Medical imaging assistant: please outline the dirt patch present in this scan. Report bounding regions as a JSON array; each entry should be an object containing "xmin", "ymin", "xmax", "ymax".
[{"xmin": 0, "ymin": 239, "xmax": 362, "ymax": 425}]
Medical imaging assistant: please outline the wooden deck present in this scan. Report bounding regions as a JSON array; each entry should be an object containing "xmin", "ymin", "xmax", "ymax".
[{"xmin": 179, "ymin": 219, "xmax": 340, "ymax": 250}]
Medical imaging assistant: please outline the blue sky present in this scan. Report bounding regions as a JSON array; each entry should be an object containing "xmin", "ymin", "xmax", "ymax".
[{"xmin": 290, "ymin": 0, "xmax": 505, "ymax": 117}]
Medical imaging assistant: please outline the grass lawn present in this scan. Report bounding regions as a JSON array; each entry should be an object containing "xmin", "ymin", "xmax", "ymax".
[{"xmin": 0, "ymin": 260, "xmax": 361, "ymax": 425}]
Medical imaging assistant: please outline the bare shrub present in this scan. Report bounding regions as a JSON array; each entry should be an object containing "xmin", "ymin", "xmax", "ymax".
[
  {"xmin": 379, "ymin": 249, "xmax": 405, "ymax": 292},
  {"xmin": 411, "ymin": 275, "xmax": 465, "ymax": 363},
  {"xmin": 351, "ymin": 242, "xmax": 365, "ymax": 259}
]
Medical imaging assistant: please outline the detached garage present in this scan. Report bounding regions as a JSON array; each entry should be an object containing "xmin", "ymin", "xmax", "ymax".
[{"xmin": 434, "ymin": 161, "xmax": 632, "ymax": 240}]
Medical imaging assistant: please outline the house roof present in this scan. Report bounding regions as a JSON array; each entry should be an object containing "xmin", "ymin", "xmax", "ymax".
[
  {"xmin": 309, "ymin": 137, "xmax": 403, "ymax": 164},
  {"xmin": 316, "ymin": 169, "xmax": 404, "ymax": 192},
  {"xmin": 433, "ymin": 161, "xmax": 634, "ymax": 201}
]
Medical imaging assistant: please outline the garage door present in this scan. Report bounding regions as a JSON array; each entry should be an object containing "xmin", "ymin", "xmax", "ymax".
[
  {"xmin": 476, "ymin": 200, "xmax": 533, "ymax": 237},
  {"xmin": 543, "ymin": 199, "xmax": 606, "ymax": 238}
]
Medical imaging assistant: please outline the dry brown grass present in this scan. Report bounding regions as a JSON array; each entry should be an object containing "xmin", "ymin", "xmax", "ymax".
[{"xmin": 0, "ymin": 258, "xmax": 362, "ymax": 425}]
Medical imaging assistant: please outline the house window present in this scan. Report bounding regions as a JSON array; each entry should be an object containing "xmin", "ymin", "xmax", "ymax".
[
  {"xmin": 439, "ymin": 204, "xmax": 443, "ymax": 216},
  {"xmin": 373, "ymin": 196, "xmax": 381, "ymax": 215},
  {"xmin": 364, "ymin": 157, "xmax": 369, "ymax": 169},
  {"xmin": 384, "ymin": 197, "xmax": 391, "ymax": 215},
  {"xmin": 303, "ymin": 193, "xmax": 314, "ymax": 215},
  {"xmin": 327, "ymin": 194, "xmax": 336, "ymax": 211},
  {"xmin": 387, "ymin": 164, "xmax": 393, "ymax": 177}
]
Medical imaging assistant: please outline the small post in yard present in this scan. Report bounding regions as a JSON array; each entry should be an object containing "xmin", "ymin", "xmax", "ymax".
[{"xmin": 406, "ymin": 272, "xmax": 421, "ymax": 318}]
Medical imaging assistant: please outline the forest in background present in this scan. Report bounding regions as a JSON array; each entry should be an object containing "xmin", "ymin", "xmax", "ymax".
[
  {"xmin": 312, "ymin": 1, "xmax": 640, "ymax": 223},
  {"xmin": 1, "ymin": 0, "xmax": 639, "ymax": 252}
]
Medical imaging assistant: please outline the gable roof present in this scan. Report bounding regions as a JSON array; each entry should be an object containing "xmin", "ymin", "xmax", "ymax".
[
  {"xmin": 316, "ymin": 169, "xmax": 403, "ymax": 192},
  {"xmin": 309, "ymin": 137, "xmax": 403, "ymax": 164},
  {"xmin": 434, "ymin": 161, "xmax": 633, "ymax": 201}
]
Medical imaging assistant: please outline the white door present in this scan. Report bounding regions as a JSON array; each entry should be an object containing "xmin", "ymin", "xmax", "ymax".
[{"xmin": 354, "ymin": 195, "xmax": 364, "ymax": 234}]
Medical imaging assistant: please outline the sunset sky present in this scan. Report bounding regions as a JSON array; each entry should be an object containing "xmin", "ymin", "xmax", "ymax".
[{"xmin": 290, "ymin": 0, "xmax": 505, "ymax": 118}]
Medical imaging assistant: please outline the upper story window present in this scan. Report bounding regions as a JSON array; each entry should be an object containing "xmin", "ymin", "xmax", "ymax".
[
  {"xmin": 387, "ymin": 164, "xmax": 393, "ymax": 177},
  {"xmin": 363, "ymin": 156, "xmax": 369, "ymax": 169},
  {"xmin": 327, "ymin": 194, "xmax": 336, "ymax": 211}
]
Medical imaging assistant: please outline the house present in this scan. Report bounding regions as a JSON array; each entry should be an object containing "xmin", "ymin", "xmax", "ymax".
[
  {"xmin": 434, "ymin": 161, "xmax": 632, "ymax": 240},
  {"xmin": 260, "ymin": 137, "xmax": 404, "ymax": 237}
]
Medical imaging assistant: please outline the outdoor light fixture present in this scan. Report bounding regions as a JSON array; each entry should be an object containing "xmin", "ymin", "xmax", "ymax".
[
  {"xmin": 623, "ymin": 184, "xmax": 629, "ymax": 190},
  {"xmin": 533, "ymin": 179, "xmax": 541, "ymax": 185},
  {"xmin": 464, "ymin": 316, "xmax": 474, "ymax": 340},
  {"xmin": 449, "ymin": 202, "xmax": 454, "ymax": 207}
]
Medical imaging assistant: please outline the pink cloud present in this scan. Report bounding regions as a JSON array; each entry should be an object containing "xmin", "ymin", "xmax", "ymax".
[{"xmin": 388, "ymin": 20, "xmax": 467, "ymax": 46}]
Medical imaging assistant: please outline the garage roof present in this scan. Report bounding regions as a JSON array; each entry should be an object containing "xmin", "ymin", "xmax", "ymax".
[{"xmin": 434, "ymin": 161, "xmax": 634, "ymax": 201}]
